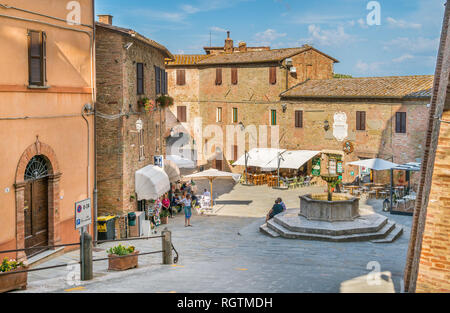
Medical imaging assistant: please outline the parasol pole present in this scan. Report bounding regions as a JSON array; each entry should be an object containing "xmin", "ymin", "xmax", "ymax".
[{"xmin": 209, "ymin": 177, "xmax": 214, "ymax": 208}]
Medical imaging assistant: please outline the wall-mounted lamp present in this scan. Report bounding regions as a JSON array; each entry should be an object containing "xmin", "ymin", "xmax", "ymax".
[
  {"xmin": 124, "ymin": 42, "xmax": 133, "ymax": 50},
  {"xmin": 170, "ymin": 128, "xmax": 175, "ymax": 137},
  {"xmin": 238, "ymin": 122, "xmax": 245, "ymax": 131},
  {"xmin": 281, "ymin": 103, "xmax": 287, "ymax": 113},
  {"xmin": 324, "ymin": 120, "xmax": 330, "ymax": 131}
]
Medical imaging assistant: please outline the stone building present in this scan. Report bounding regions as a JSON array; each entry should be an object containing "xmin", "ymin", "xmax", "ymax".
[
  {"xmin": 0, "ymin": 0, "xmax": 95, "ymax": 260},
  {"xmin": 404, "ymin": 0, "xmax": 450, "ymax": 292},
  {"xmin": 95, "ymin": 15, "xmax": 173, "ymax": 215}
]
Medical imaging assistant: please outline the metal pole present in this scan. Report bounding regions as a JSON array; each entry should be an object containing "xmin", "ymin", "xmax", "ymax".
[
  {"xmin": 161, "ymin": 228, "xmax": 173, "ymax": 265},
  {"xmin": 390, "ymin": 169, "xmax": 394, "ymax": 212},
  {"xmin": 277, "ymin": 153, "xmax": 281, "ymax": 187},
  {"xmin": 81, "ymin": 230, "xmax": 93, "ymax": 281},
  {"xmin": 245, "ymin": 150, "xmax": 248, "ymax": 185}
]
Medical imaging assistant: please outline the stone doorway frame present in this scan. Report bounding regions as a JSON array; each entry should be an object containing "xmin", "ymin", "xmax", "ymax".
[{"xmin": 14, "ymin": 138, "xmax": 62, "ymax": 261}]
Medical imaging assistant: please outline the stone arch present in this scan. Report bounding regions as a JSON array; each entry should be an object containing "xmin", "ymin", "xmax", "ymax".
[{"xmin": 14, "ymin": 138, "xmax": 62, "ymax": 261}]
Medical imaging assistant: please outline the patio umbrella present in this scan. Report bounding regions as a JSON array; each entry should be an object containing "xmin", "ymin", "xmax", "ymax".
[
  {"xmin": 184, "ymin": 169, "xmax": 238, "ymax": 207},
  {"xmin": 164, "ymin": 159, "xmax": 181, "ymax": 183},
  {"xmin": 347, "ymin": 158, "xmax": 398, "ymax": 171}
]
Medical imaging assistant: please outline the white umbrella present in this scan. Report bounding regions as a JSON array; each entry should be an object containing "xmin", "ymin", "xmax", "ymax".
[
  {"xmin": 166, "ymin": 154, "xmax": 195, "ymax": 168},
  {"xmin": 184, "ymin": 169, "xmax": 238, "ymax": 207},
  {"xmin": 135, "ymin": 165, "xmax": 170, "ymax": 201},
  {"xmin": 347, "ymin": 158, "xmax": 398, "ymax": 171},
  {"xmin": 164, "ymin": 159, "xmax": 181, "ymax": 183}
]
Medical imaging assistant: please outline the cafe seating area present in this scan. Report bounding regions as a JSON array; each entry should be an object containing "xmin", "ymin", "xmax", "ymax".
[{"xmin": 241, "ymin": 172, "xmax": 317, "ymax": 189}]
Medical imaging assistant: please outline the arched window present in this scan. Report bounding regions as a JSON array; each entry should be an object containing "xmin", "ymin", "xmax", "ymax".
[{"xmin": 24, "ymin": 155, "xmax": 49, "ymax": 181}]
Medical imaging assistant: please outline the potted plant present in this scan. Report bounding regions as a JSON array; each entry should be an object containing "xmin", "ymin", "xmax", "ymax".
[
  {"xmin": 137, "ymin": 97, "xmax": 155, "ymax": 114},
  {"xmin": 0, "ymin": 257, "xmax": 27, "ymax": 293},
  {"xmin": 106, "ymin": 244, "xmax": 139, "ymax": 271},
  {"xmin": 156, "ymin": 95, "xmax": 174, "ymax": 108},
  {"xmin": 160, "ymin": 209, "xmax": 170, "ymax": 224}
]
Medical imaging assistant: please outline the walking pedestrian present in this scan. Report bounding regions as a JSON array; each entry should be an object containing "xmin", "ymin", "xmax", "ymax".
[{"xmin": 181, "ymin": 193, "xmax": 193, "ymax": 227}]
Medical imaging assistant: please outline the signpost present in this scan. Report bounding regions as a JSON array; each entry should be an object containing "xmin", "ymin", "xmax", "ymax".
[
  {"xmin": 154, "ymin": 155, "xmax": 164, "ymax": 168},
  {"xmin": 75, "ymin": 199, "xmax": 92, "ymax": 281}
]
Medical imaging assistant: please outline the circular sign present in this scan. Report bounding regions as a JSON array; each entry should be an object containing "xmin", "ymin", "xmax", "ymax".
[
  {"xmin": 77, "ymin": 205, "xmax": 82, "ymax": 213},
  {"xmin": 343, "ymin": 141, "xmax": 354, "ymax": 154}
]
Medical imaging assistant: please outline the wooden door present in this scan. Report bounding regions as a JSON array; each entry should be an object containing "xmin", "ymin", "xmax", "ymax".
[{"xmin": 24, "ymin": 178, "xmax": 49, "ymax": 257}]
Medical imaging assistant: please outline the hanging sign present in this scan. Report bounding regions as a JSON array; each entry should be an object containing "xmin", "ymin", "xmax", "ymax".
[
  {"xmin": 311, "ymin": 157, "xmax": 321, "ymax": 176},
  {"xmin": 337, "ymin": 161, "xmax": 343, "ymax": 174},
  {"xmin": 75, "ymin": 198, "xmax": 91, "ymax": 230},
  {"xmin": 154, "ymin": 155, "xmax": 164, "ymax": 168},
  {"xmin": 329, "ymin": 159, "xmax": 337, "ymax": 175}
]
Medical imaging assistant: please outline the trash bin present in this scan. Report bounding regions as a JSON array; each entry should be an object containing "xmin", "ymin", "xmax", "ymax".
[
  {"xmin": 128, "ymin": 212, "xmax": 136, "ymax": 226},
  {"xmin": 97, "ymin": 215, "xmax": 116, "ymax": 241}
]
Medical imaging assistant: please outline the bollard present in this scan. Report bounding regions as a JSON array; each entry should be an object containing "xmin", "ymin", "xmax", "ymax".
[
  {"xmin": 161, "ymin": 228, "xmax": 173, "ymax": 265},
  {"xmin": 80, "ymin": 231, "xmax": 93, "ymax": 281}
]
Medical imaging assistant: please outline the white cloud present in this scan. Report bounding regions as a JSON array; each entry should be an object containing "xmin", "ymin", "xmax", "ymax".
[
  {"xmin": 355, "ymin": 60, "xmax": 384, "ymax": 74},
  {"xmin": 301, "ymin": 24, "xmax": 356, "ymax": 47},
  {"xmin": 210, "ymin": 26, "xmax": 227, "ymax": 33},
  {"xmin": 357, "ymin": 18, "xmax": 368, "ymax": 29},
  {"xmin": 392, "ymin": 54, "xmax": 415, "ymax": 63},
  {"xmin": 383, "ymin": 37, "xmax": 440, "ymax": 53},
  {"xmin": 386, "ymin": 17, "xmax": 422, "ymax": 29},
  {"xmin": 254, "ymin": 29, "xmax": 287, "ymax": 46}
]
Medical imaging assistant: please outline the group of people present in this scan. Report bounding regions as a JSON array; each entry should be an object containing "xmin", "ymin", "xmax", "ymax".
[{"xmin": 265, "ymin": 197, "xmax": 287, "ymax": 222}]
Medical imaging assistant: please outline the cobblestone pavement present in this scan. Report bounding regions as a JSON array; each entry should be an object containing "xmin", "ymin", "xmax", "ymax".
[{"xmin": 16, "ymin": 183, "xmax": 412, "ymax": 293}]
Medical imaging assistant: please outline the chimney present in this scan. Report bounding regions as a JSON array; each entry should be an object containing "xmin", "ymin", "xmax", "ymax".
[
  {"xmin": 239, "ymin": 42, "xmax": 247, "ymax": 53},
  {"xmin": 98, "ymin": 14, "xmax": 113, "ymax": 25},
  {"xmin": 224, "ymin": 31, "xmax": 234, "ymax": 54}
]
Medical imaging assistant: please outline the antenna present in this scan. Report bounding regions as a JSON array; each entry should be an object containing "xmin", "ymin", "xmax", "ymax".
[{"xmin": 210, "ymin": 31, "xmax": 212, "ymax": 47}]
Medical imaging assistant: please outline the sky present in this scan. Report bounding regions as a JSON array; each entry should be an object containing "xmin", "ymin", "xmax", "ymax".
[{"xmin": 95, "ymin": 0, "xmax": 446, "ymax": 77}]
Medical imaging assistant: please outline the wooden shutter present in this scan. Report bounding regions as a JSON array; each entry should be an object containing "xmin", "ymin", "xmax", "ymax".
[
  {"xmin": 396, "ymin": 112, "xmax": 406, "ymax": 133},
  {"xmin": 29, "ymin": 31, "xmax": 44, "ymax": 85},
  {"xmin": 165, "ymin": 71, "xmax": 168, "ymax": 94},
  {"xmin": 161, "ymin": 69, "xmax": 166, "ymax": 95},
  {"xmin": 42, "ymin": 32, "xmax": 47, "ymax": 84},
  {"xmin": 176, "ymin": 69, "xmax": 185, "ymax": 86},
  {"xmin": 269, "ymin": 67, "xmax": 277, "ymax": 84},
  {"xmin": 233, "ymin": 108, "xmax": 238, "ymax": 123},
  {"xmin": 233, "ymin": 145, "xmax": 238, "ymax": 161},
  {"xmin": 295, "ymin": 110, "xmax": 303, "ymax": 128},
  {"xmin": 231, "ymin": 68, "xmax": 238, "ymax": 85},
  {"xmin": 155, "ymin": 66, "xmax": 161, "ymax": 94},
  {"xmin": 137, "ymin": 63, "xmax": 144, "ymax": 94},
  {"xmin": 271, "ymin": 110, "xmax": 277, "ymax": 126},
  {"xmin": 356, "ymin": 111, "xmax": 366, "ymax": 130},
  {"xmin": 215, "ymin": 68, "xmax": 222, "ymax": 85},
  {"xmin": 177, "ymin": 106, "xmax": 187, "ymax": 122}
]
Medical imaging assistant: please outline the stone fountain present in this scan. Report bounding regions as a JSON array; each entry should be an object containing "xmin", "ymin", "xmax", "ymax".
[{"xmin": 260, "ymin": 174, "xmax": 404, "ymax": 243}]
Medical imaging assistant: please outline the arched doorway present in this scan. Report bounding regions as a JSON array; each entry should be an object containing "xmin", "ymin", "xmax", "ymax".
[
  {"xmin": 23, "ymin": 156, "xmax": 50, "ymax": 257},
  {"xmin": 14, "ymin": 139, "xmax": 62, "ymax": 261}
]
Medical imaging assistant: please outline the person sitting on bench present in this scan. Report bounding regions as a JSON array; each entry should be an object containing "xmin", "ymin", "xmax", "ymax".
[{"xmin": 266, "ymin": 199, "xmax": 284, "ymax": 222}]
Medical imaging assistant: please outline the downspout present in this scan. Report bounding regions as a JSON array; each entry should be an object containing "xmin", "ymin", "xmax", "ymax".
[{"xmin": 92, "ymin": 0, "xmax": 98, "ymax": 245}]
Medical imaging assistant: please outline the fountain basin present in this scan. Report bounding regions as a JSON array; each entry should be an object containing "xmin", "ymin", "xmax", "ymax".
[{"xmin": 299, "ymin": 193, "xmax": 359, "ymax": 222}]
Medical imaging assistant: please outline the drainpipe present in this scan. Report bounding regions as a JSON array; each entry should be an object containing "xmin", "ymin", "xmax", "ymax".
[{"xmin": 92, "ymin": 0, "xmax": 98, "ymax": 245}]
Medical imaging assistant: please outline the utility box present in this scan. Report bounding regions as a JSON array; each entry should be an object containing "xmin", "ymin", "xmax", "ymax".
[
  {"xmin": 97, "ymin": 215, "xmax": 116, "ymax": 241},
  {"xmin": 129, "ymin": 212, "xmax": 144, "ymax": 237}
]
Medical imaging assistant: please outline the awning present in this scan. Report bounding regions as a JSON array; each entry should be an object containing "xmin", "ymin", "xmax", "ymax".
[
  {"xmin": 164, "ymin": 159, "xmax": 181, "ymax": 182},
  {"xmin": 166, "ymin": 154, "xmax": 196, "ymax": 169},
  {"xmin": 135, "ymin": 165, "xmax": 170, "ymax": 201},
  {"xmin": 234, "ymin": 148, "xmax": 286, "ymax": 168},
  {"xmin": 392, "ymin": 162, "xmax": 421, "ymax": 172},
  {"xmin": 265, "ymin": 150, "xmax": 321, "ymax": 169},
  {"xmin": 347, "ymin": 158, "xmax": 398, "ymax": 171}
]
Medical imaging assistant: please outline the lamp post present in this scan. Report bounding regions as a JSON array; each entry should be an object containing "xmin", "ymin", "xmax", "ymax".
[{"xmin": 276, "ymin": 151, "xmax": 286, "ymax": 188}]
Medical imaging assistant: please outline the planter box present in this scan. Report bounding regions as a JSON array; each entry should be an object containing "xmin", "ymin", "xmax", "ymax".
[
  {"xmin": 160, "ymin": 216, "xmax": 169, "ymax": 224},
  {"xmin": 108, "ymin": 251, "xmax": 139, "ymax": 271},
  {"xmin": 0, "ymin": 267, "xmax": 28, "ymax": 293}
]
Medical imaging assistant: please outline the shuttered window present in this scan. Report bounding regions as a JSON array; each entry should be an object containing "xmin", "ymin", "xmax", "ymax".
[
  {"xmin": 164, "ymin": 71, "xmax": 168, "ymax": 94},
  {"xmin": 269, "ymin": 67, "xmax": 277, "ymax": 85},
  {"xmin": 214, "ymin": 159, "xmax": 223, "ymax": 170},
  {"xmin": 395, "ymin": 112, "xmax": 406, "ymax": 133},
  {"xmin": 231, "ymin": 68, "xmax": 238, "ymax": 85},
  {"xmin": 232, "ymin": 108, "xmax": 238, "ymax": 123},
  {"xmin": 154, "ymin": 66, "xmax": 161, "ymax": 94},
  {"xmin": 177, "ymin": 106, "xmax": 187, "ymax": 122},
  {"xmin": 216, "ymin": 107, "xmax": 222, "ymax": 122},
  {"xmin": 215, "ymin": 68, "xmax": 222, "ymax": 85},
  {"xmin": 356, "ymin": 111, "xmax": 366, "ymax": 131},
  {"xmin": 137, "ymin": 63, "xmax": 144, "ymax": 95},
  {"xmin": 176, "ymin": 69, "xmax": 186, "ymax": 86},
  {"xmin": 28, "ymin": 30, "xmax": 46, "ymax": 86},
  {"xmin": 271, "ymin": 110, "xmax": 277, "ymax": 126},
  {"xmin": 295, "ymin": 110, "xmax": 303, "ymax": 128},
  {"xmin": 161, "ymin": 68, "xmax": 166, "ymax": 95},
  {"xmin": 232, "ymin": 145, "xmax": 238, "ymax": 161}
]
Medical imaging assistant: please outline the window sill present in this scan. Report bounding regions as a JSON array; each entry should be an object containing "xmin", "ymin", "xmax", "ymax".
[{"xmin": 28, "ymin": 85, "xmax": 51, "ymax": 89}]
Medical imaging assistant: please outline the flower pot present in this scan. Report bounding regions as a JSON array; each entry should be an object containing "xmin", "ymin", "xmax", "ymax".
[
  {"xmin": 0, "ymin": 267, "xmax": 28, "ymax": 293},
  {"xmin": 160, "ymin": 216, "xmax": 169, "ymax": 224},
  {"xmin": 108, "ymin": 251, "xmax": 139, "ymax": 271}
]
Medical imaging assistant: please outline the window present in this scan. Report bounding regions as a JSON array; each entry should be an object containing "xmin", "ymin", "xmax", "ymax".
[
  {"xmin": 28, "ymin": 30, "xmax": 46, "ymax": 86},
  {"xmin": 271, "ymin": 110, "xmax": 277, "ymax": 126},
  {"xmin": 231, "ymin": 68, "xmax": 238, "ymax": 85},
  {"xmin": 232, "ymin": 145, "xmax": 238, "ymax": 161},
  {"xmin": 395, "ymin": 112, "xmax": 406, "ymax": 133},
  {"xmin": 215, "ymin": 68, "xmax": 222, "ymax": 85},
  {"xmin": 295, "ymin": 110, "xmax": 303, "ymax": 128},
  {"xmin": 232, "ymin": 107, "xmax": 238, "ymax": 123},
  {"xmin": 269, "ymin": 67, "xmax": 277, "ymax": 85},
  {"xmin": 214, "ymin": 159, "xmax": 223, "ymax": 170},
  {"xmin": 356, "ymin": 111, "xmax": 366, "ymax": 131},
  {"xmin": 216, "ymin": 107, "xmax": 222, "ymax": 122},
  {"xmin": 154, "ymin": 66, "xmax": 168, "ymax": 95},
  {"xmin": 137, "ymin": 63, "xmax": 144, "ymax": 95},
  {"xmin": 176, "ymin": 69, "xmax": 186, "ymax": 86},
  {"xmin": 177, "ymin": 106, "xmax": 187, "ymax": 122}
]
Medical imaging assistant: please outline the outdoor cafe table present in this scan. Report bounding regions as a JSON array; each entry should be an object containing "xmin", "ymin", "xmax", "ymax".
[
  {"xmin": 346, "ymin": 185, "xmax": 360, "ymax": 195},
  {"xmin": 371, "ymin": 186, "xmax": 384, "ymax": 198}
]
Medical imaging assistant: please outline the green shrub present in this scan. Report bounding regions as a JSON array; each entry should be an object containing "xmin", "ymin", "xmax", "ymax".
[{"xmin": 107, "ymin": 244, "xmax": 135, "ymax": 256}]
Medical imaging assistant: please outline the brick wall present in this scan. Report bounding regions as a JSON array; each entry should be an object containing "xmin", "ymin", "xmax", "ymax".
[{"xmin": 96, "ymin": 26, "xmax": 167, "ymax": 215}]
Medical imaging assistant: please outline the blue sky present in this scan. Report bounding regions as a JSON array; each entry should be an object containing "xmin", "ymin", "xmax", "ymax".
[{"xmin": 95, "ymin": 0, "xmax": 446, "ymax": 77}]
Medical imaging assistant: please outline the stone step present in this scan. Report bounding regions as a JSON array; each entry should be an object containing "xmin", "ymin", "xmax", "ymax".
[
  {"xmin": 259, "ymin": 223, "xmax": 281, "ymax": 237},
  {"xmin": 267, "ymin": 219, "xmax": 396, "ymax": 242},
  {"xmin": 371, "ymin": 225, "xmax": 403, "ymax": 243},
  {"xmin": 26, "ymin": 247, "xmax": 65, "ymax": 268}
]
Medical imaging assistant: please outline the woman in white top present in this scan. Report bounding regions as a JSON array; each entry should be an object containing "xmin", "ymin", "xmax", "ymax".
[{"xmin": 181, "ymin": 194, "xmax": 193, "ymax": 227}]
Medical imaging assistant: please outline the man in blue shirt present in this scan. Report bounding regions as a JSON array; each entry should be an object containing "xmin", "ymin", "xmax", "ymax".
[{"xmin": 266, "ymin": 199, "xmax": 284, "ymax": 222}]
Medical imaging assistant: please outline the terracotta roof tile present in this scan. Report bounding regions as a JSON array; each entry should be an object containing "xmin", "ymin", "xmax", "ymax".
[
  {"xmin": 281, "ymin": 75, "xmax": 434, "ymax": 99},
  {"xmin": 166, "ymin": 54, "xmax": 210, "ymax": 66},
  {"xmin": 197, "ymin": 45, "xmax": 339, "ymax": 65},
  {"xmin": 95, "ymin": 22, "xmax": 174, "ymax": 60}
]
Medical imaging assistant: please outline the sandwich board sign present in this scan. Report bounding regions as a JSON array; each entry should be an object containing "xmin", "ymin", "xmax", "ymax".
[{"xmin": 75, "ymin": 198, "xmax": 91, "ymax": 230}]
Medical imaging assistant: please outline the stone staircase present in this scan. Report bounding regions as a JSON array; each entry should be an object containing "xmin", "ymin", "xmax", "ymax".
[{"xmin": 260, "ymin": 212, "xmax": 403, "ymax": 243}]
